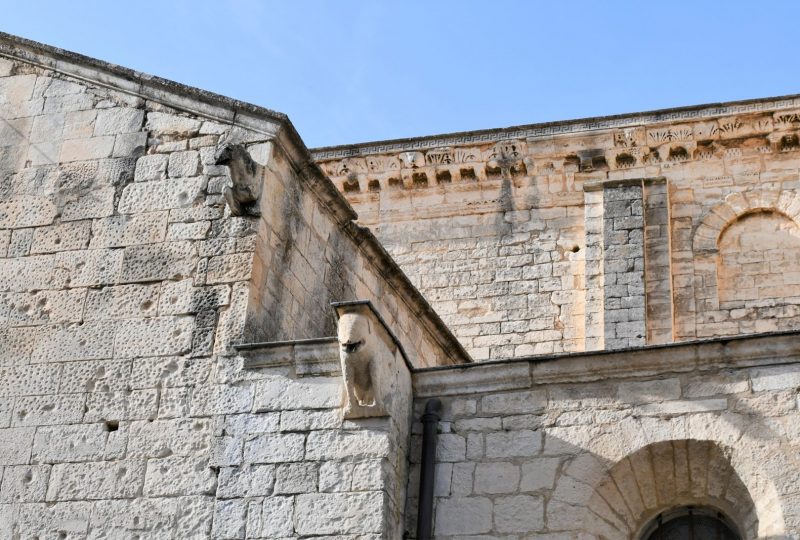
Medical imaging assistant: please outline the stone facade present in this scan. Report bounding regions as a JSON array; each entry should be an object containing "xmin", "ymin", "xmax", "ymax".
[
  {"xmin": 316, "ymin": 102, "xmax": 800, "ymax": 359},
  {"xmin": 1, "ymin": 32, "xmax": 800, "ymax": 539}
]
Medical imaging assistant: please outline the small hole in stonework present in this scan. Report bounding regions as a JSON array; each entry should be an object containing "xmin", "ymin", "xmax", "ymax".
[
  {"xmin": 18, "ymin": 410, "xmax": 27, "ymax": 419},
  {"xmin": 571, "ymin": 245, "xmax": 580, "ymax": 253},
  {"xmin": 58, "ymin": 533, "xmax": 67, "ymax": 540},
  {"xmin": 22, "ymin": 470, "xmax": 33, "ymax": 484},
  {"xmin": 41, "ymin": 404, "xmax": 55, "ymax": 412},
  {"xmin": 105, "ymin": 420, "xmax": 119, "ymax": 432},
  {"xmin": 141, "ymin": 300, "xmax": 153, "ymax": 310},
  {"xmin": 54, "ymin": 237, "xmax": 61, "ymax": 245},
  {"xmin": 173, "ymin": 329, "xmax": 182, "ymax": 337}
]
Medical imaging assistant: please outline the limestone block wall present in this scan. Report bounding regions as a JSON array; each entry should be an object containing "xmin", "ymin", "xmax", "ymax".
[
  {"xmin": 0, "ymin": 34, "xmax": 465, "ymax": 538},
  {"xmin": 315, "ymin": 96, "xmax": 800, "ymax": 359},
  {"xmin": 408, "ymin": 333, "xmax": 800, "ymax": 539}
]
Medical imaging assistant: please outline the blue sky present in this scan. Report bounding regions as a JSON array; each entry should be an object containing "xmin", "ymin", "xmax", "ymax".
[{"xmin": 2, "ymin": 1, "xmax": 799, "ymax": 148}]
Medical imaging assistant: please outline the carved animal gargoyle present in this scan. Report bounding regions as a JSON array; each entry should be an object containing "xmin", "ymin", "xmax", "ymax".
[
  {"xmin": 337, "ymin": 310, "xmax": 387, "ymax": 419},
  {"xmin": 214, "ymin": 144, "xmax": 264, "ymax": 216}
]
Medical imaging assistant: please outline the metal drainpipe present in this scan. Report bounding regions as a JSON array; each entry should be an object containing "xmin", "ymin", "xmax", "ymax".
[{"xmin": 416, "ymin": 398, "xmax": 442, "ymax": 540}]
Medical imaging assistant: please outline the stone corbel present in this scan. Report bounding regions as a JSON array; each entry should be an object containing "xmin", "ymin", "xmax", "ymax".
[
  {"xmin": 214, "ymin": 143, "xmax": 265, "ymax": 216},
  {"xmin": 334, "ymin": 301, "xmax": 412, "ymax": 420}
]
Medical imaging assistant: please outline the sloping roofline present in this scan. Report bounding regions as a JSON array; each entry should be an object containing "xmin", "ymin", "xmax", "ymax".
[
  {"xmin": 0, "ymin": 31, "xmax": 472, "ymax": 366},
  {"xmin": 311, "ymin": 93, "xmax": 800, "ymax": 160}
]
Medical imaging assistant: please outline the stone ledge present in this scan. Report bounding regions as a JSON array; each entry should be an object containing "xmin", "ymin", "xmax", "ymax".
[{"xmin": 413, "ymin": 330, "xmax": 800, "ymax": 396}]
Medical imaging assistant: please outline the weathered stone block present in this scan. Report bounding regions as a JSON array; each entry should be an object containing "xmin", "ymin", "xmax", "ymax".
[
  {"xmin": 434, "ymin": 496, "xmax": 492, "ymax": 536},
  {"xmin": 294, "ymin": 492, "xmax": 383, "ymax": 535},
  {"xmin": 217, "ymin": 464, "xmax": 275, "ymax": 499},
  {"xmin": 114, "ymin": 316, "xmax": 194, "ymax": 358},
  {"xmin": 274, "ymin": 462, "xmax": 318, "ymax": 494},
  {"xmin": 305, "ymin": 430, "xmax": 390, "ymax": 461},
  {"xmin": 93, "ymin": 107, "xmax": 143, "ymax": 135},
  {"xmin": 12, "ymin": 394, "xmax": 85, "ymax": 427},
  {"xmin": 482, "ymin": 390, "xmax": 546, "ymax": 415},
  {"xmin": 247, "ymin": 496, "xmax": 294, "ymax": 538},
  {"xmin": 474, "ymin": 462, "xmax": 520, "ymax": 494},
  {"xmin": 168, "ymin": 150, "xmax": 200, "ymax": 177},
  {"xmin": 134, "ymin": 153, "xmax": 168, "ymax": 182},
  {"xmin": 189, "ymin": 383, "xmax": 254, "ymax": 416},
  {"xmin": 119, "ymin": 241, "xmax": 196, "ymax": 283},
  {"xmin": 494, "ymin": 494, "xmax": 545, "ymax": 533},
  {"xmin": 0, "ymin": 464, "xmax": 50, "ymax": 502},
  {"xmin": 118, "ymin": 177, "xmax": 206, "ymax": 214},
  {"xmin": 485, "ymin": 429, "xmax": 542, "ymax": 458},
  {"xmin": 254, "ymin": 376, "xmax": 342, "ymax": 411},
  {"xmin": 90, "ymin": 211, "xmax": 168, "ymax": 248},
  {"xmin": 32, "ymin": 423, "xmax": 108, "ymax": 463},
  {"xmin": 46, "ymin": 460, "xmax": 145, "ymax": 501},
  {"xmin": 243, "ymin": 433, "xmax": 305, "ymax": 464},
  {"xmin": 84, "ymin": 284, "xmax": 159, "ymax": 321},
  {"xmin": 144, "ymin": 456, "xmax": 216, "ymax": 496}
]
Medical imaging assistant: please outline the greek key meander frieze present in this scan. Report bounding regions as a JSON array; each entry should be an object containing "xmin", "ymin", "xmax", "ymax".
[{"xmin": 317, "ymin": 108, "xmax": 800, "ymax": 195}]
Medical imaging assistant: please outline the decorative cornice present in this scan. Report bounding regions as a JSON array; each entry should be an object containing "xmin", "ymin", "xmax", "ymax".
[{"xmin": 311, "ymin": 95, "xmax": 800, "ymax": 159}]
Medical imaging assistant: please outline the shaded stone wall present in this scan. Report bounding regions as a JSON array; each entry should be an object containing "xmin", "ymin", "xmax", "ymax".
[
  {"xmin": 316, "ymin": 100, "xmax": 800, "ymax": 359},
  {"xmin": 408, "ymin": 334, "xmax": 800, "ymax": 539}
]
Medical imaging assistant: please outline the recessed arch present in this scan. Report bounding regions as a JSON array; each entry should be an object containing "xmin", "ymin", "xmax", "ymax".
[
  {"xmin": 546, "ymin": 414, "xmax": 789, "ymax": 539},
  {"xmin": 692, "ymin": 189, "xmax": 800, "ymax": 253}
]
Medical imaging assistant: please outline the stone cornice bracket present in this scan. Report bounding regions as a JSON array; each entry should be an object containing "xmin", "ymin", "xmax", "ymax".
[
  {"xmin": 214, "ymin": 143, "xmax": 265, "ymax": 216},
  {"xmin": 334, "ymin": 301, "xmax": 412, "ymax": 420}
]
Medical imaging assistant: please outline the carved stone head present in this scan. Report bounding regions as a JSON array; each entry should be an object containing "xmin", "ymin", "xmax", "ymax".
[{"xmin": 337, "ymin": 312, "xmax": 375, "ymax": 361}]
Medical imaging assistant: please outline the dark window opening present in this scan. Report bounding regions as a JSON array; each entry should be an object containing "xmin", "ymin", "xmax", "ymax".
[{"xmin": 641, "ymin": 507, "xmax": 740, "ymax": 540}]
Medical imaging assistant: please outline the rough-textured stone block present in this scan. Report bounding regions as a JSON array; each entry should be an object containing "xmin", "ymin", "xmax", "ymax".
[
  {"xmin": 254, "ymin": 376, "xmax": 342, "ymax": 412},
  {"xmin": 114, "ymin": 316, "xmax": 194, "ymax": 358},
  {"xmin": 46, "ymin": 460, "xmax": 145, "ymax": 500},
  {"xmin": 127, "ymin": 418, "xmax": 212, "ymax": 459},
  {"xmin": 90, "ymin": 211, "xmax": 168, "ymax": 248},
  {"xmin": 305, "ymin": 430, "xmax": 390, "ymax": 461},
  {"xmin": 494, "ymin": 494, "xmax": 545, "ymax": 533},
  {"xmin": 30, "ymin": 321, "xmax": 115, "ymax": 363},
  {"xmin": 485, "ymin": 429, "xmax": 542, "ymax": 458},
  {"xmin": 144, "ymin": 456, "xmax": 216, "ymax": 496},
  {"xmin": 294, "ymin": 492, "xmax": 383, "ymax": 535},
  {"xmin": 474, "ymin": 462, "xmax": 520, "ymax": 494},
  {"xmin": 93, "ymin": 107, "xmax": 143, "ymax": 135},
  {"xmin": 119, "ymin": 241, "xmax": 196, "ymax": 283},
  {"xmin": 134, "ymin": 153, "xmax": 168, "ymax": 182},
  {"xmin": 0, "ymin": 464, "xmax": 50, "ymax": 502},
  {"xmin": 117, "ymin": 177, "xmax": 206, "ymax": 214},
  {"xmin": 247, "ymin": 496, "xmax": 294, "ymax": 538},
  {"xmin": 12, "ymin": 394, "xmax": 85, "ymax": 427},
  {"xmin": 434, "ymin": 496, "xmax": 493, "ymax": 536},
  {"xmin": 243, "ymin": 433, "xmax": 305, "ymax": 464},
  {"xmin": 168, "ymin": 150, "xmax": 200, "ymax": 177},
  {"xmin": 32, "ymin": 423, "xmax": 108, "ymax": 463}
]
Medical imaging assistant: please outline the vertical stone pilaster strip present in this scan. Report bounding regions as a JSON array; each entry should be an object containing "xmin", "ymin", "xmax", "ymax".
[
  {"xmin": 642, "ymin": 178, "xmax": 674, "ymax": 344},
  {"xmin": 602, "ymin": 181, "xmax": 646, "ymax": 349},
  {"xmin": 583, "ymin": 185, "xmax": 605, "ymax": 351}
]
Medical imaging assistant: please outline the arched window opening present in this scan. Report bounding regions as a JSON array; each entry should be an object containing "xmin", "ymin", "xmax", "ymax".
[{"xmin": 641, "ymin": 507, "xmax": 741, "ymax": 540}]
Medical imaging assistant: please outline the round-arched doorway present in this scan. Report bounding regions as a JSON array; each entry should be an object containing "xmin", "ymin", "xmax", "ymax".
[{"xmin": 641, "ymin": 507, "xmax": 741, "ymax": 540}]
